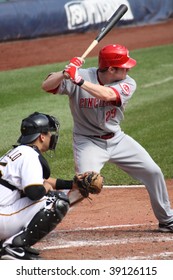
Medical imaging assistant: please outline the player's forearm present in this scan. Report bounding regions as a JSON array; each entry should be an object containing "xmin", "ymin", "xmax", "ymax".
[
  {"xmin": 45, "ymin": 177, "xmax": 73, "ymax": 190},
  {"xmin": 42, "ymin": 71, "xmax": 64, "ymax": 92},
  {"xmin": 81, "ymin": 80, "xmax": 116, "ymax": 101}
]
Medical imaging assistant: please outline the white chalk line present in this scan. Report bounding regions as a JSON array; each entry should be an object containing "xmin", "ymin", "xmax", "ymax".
[
  {"xmin": 38, "ymin": 222, "xmax": 173, "ymax": 260},
  {"xmin": 104, "ymin": 184, "xmax": 145, "ymax": 188},
  {"xmin": 161, "ymin": 63, "xmax": 173, "ymax": 68},
  {"xmin": 124, "ymin": 251, "xmax": 173, "ymax": 260},
  {"xmin": 39, "ymin": 185, "xmax": 172, "ymax": 259},
  {"xmin": 40, "ymin": 235, "xmax": 173, "ymax": 251},
  {"xmin": 142, "ymin": 76, "xmax": 173, "ymax": 88},
  {"xmin": 58, "ymin": 223, "xmax": 154, "ymax": 232}
]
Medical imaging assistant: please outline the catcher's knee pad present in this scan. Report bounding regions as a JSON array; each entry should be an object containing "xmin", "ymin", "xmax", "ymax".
[{"xmin": 12, "ymin": 192, "xmax": 69, "ymax": 247}]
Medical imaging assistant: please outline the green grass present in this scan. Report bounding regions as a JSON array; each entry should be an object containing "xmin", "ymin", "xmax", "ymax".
[{"xmin": 0, "ymin": 44, "xmax": 173, "ymax": 184}]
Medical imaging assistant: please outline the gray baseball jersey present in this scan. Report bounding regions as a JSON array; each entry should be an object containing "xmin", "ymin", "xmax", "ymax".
[
  {"xmin": 51, "ymin": 67, "xmax": 173, "ymax": 224},
  {"xmin": 58, "ymin": 67, "xmax": 136, "ymax": 136}
]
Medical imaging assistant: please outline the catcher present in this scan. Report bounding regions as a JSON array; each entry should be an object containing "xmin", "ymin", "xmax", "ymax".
[{"xmin": 0, "ymin": 111, "xmax": 103, "ymax": 260}]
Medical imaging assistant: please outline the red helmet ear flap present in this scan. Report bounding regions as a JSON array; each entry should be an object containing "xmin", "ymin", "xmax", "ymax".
[{"xmin": 99, "ymin": 44, "xmax": 136, "ymax": 70}]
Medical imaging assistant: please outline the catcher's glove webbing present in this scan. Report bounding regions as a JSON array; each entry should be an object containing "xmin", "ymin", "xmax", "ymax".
[{"xmin": 73, "ymin": 171, "xmax": 104, "ymax": 198}]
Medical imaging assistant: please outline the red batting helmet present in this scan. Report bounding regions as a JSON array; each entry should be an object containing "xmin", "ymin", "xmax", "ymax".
[{"xmin": 98, "ymin": 44, "xmax": 136, "ymax": 70}]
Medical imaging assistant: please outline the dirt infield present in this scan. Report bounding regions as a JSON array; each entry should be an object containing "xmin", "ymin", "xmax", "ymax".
[
  {"xmin": 37, "ymin": 183, "xmax": 173, "ymax": 260},
  {"xmin": 1, "ymin": 19, "xmax": 173, "ymax": 260}
]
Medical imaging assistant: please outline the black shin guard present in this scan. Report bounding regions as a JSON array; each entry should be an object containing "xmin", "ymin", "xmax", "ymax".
[{"xmin": 12, "ymin": 193, "xmax": 69, "ymax": 247}]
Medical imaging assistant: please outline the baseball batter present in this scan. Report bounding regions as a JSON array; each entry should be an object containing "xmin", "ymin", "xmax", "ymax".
[{"xmin": 42, "ymin": 44, "xmax": 173, "ymax": 232}]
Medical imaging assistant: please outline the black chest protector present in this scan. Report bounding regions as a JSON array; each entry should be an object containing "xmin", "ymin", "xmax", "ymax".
[{"xmin": 32, "ymin": 146, "xmax": 50, "ymax": 179}]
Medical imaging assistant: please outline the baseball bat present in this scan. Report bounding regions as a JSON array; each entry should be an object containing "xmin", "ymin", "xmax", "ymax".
[
  {"xmin": 64, "ymin": 4, "xmax": 128, "ymax": 78},
  {"xmin": 81, "ymin": 4, "xmax": 128, "ymax": 59}
]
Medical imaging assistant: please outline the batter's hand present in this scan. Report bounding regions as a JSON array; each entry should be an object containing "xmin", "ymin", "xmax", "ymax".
[
  {"xmin": 69, "ymin": 57, "xmax": 85, "ymax": 68},
  {"xmin": 64, "ymin": 65, "xmax": 84, "ymax": 86}
]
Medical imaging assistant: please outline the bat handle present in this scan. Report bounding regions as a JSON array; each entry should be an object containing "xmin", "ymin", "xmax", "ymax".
[
  {"xmin": 81, "ymin": 40, "xmax": 98, "ymax": 59},
  {"xmin": 63, "ymin": 40, "xmax": 98, "ymax": 79}
]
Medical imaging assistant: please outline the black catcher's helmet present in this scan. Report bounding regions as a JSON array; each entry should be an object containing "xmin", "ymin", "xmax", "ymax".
[{"xmin": 17, "ymin": 112, "xmax": 60, "ymax": 150}]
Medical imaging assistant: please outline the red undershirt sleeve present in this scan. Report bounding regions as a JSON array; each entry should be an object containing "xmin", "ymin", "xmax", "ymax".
[
  {"xmin": 109, "ymin": 87, "xmax": 122, "ymax": 107},
  {"xmin": 47, "ymin": 87, "xmax": 59, "ymax": 94}
]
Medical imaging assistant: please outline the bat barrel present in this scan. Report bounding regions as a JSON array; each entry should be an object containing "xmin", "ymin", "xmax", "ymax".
[
  {"xmin": 96, "ymin": 4, "xmax": 128, "ymax": 42},
  {"xmin": 64, "ymin": 4, "xmax": 128, "ymax": 76}
]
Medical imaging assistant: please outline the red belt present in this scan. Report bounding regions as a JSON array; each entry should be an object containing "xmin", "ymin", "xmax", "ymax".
[{"xmin": 93, "ymin": 133, "xmax": 114, "ymax": 140}]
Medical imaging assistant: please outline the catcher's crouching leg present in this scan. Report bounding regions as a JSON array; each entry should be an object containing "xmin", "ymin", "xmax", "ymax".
[{"xmin": 12, "ymin": 191, "xmax": 69, "ymax": 247}]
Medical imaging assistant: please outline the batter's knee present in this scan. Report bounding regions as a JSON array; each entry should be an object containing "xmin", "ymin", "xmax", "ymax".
[{"xmin": 147, "ymin": 163, "xmax": 163, "ymax": 177}]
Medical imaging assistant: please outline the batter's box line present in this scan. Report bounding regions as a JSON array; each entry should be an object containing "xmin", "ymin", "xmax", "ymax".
[
  {"xmin": 104, "ymin": 185, "xmax": 145, "ymax": 188},
  {"xmin": 58, "ymin": 222, "xmax": 156, "ymax": 232},
  {"xmin": 123, "ymin": 251, "xmax": 173, "ymax": 260},
  {"xmin": 39, "ymin": 235, "xmax": 173, "ymax": 251}
]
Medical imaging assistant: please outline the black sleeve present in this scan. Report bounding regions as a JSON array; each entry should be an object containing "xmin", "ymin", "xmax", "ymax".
[
  {"xmin": 56, "ymin": 178, "xmax": 73, "ymax": 190},
  {"xmin": 24, "ymin": 185, "xmax": 46, "ymax": 200}
]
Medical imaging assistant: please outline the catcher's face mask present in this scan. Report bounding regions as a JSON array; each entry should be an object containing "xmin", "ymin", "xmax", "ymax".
[
  {"xmin": 49, "ymin": 130, "xmax": 59, "ymax": 151},
  {"xmin": 46, "ymin": 115, "xmax": 60, "ymax": 157}
]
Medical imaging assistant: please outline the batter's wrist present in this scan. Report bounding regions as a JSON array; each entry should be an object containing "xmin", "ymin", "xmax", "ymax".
[{"xmin": 77, "ymin": 79, "xmax": 84, "ymax": 86}]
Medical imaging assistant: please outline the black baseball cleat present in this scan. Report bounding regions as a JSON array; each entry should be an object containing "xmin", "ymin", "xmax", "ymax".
[
  {"xmin": 0, "ymin": 245, "xmax": 41, "ymax": 260},
  {"xmin": 158, "ymin": 221, "xmax": 173, "ymax": 232}
]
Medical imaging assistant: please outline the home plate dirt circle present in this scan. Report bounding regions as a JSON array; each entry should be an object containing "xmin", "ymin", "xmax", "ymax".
[{"xmin": 35, "ymin": 182, "xmax": 173, "ymax": 260}]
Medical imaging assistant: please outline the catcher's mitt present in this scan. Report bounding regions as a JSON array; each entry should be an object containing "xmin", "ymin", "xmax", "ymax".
[{"xmin": 73, "ymin": 171, "xmax": 104, "ymax": 198}]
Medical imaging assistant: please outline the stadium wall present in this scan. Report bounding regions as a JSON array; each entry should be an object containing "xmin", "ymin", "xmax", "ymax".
[{"xmin": 0, "ymin": 0, "xmax": 173, "ymax": 42}]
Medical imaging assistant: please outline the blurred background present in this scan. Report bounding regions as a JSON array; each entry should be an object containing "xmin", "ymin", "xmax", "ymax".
[{"xmin": 0, "ymin": 0, "xmax": 173, "ymax": 42}]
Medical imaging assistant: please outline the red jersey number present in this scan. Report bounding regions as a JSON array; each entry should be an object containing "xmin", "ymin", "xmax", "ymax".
[{"xmin": 106, "ymin": 108, "xmax": 116, "ymax": 122}]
